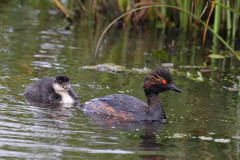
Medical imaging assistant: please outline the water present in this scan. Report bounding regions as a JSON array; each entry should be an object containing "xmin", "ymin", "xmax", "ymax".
[{"xmin": 1, "ymin": 1, "xmax": 240, "ymax": 159}]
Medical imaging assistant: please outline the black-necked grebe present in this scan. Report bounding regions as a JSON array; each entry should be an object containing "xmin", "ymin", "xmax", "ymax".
[
  {"xmin": 80, "ymin": 66, "xmax": 181, "ymax": 121},
  {"xmin": 24, "ymin": 74, "xmax": 79, "ymax": 104}
]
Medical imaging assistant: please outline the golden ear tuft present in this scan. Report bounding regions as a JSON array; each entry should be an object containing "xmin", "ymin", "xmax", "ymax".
[{"xmin": 144, "ymin": 71, "xmax": 165, "ymax": 88}]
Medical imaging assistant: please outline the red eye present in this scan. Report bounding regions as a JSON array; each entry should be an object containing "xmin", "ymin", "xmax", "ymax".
[{"xmin": 162, "ymin": 80, "xmax": 167, "ymax": 84}]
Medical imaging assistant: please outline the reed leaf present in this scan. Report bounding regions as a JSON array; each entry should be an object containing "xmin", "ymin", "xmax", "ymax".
[
  {"xmin": 203, "ymin": 1, "xmax": 215, "ymax": 45},
  {"xmin": 211, "ymin": 1, "xmax": 240, "ymax": 15}
]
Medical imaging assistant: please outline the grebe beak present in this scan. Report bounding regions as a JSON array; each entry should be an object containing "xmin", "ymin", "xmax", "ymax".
[
  {"xmin": 169, "ymin": 84, "xmax": 182, "ymax": 93},
  {"xmin": 62, "ymin": 83, "xmax": 69, "ymax": 89}
]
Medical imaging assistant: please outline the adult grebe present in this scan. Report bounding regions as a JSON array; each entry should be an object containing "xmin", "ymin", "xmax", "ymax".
[{"xmin": 80, "ymin": 66, "xmax": 181, "ymax": 121}]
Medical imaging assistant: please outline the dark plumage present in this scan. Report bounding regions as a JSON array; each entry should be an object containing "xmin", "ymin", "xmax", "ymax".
[
  {"xmin": 80, "ymin": 66, "xmax": 181, "ymax": 121},
  {"xmin": 24, "ymin": 74, "xmax": 79, "ymax": 104}
]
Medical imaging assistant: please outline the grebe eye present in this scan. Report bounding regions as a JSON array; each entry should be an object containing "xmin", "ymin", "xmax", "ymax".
[{"xmin": 162, "ymin": 80, "xmax": 167, "ymax": 84}]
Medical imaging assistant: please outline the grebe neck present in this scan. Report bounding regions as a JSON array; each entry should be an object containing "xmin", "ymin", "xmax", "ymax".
[{"xmin": 145, "ymin": 92, "xmax": 166, "ymax": 120}]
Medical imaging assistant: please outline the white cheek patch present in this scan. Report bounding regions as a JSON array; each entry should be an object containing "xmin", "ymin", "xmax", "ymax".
[
  {"xmin": 52, "ymin": 83, "xmax": 64, "ymax": 92},
  {"xmin": 52, "ymin": 83, "xmax": 74, "ymax": 103}
]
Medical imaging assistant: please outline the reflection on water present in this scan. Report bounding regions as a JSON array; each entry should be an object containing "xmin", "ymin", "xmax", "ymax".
[{"xmin": 0, "ymin": 1, "xmax": 240, "ymax": 159}]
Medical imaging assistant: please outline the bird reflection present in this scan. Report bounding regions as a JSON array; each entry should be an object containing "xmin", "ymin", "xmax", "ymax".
[
  {"xmin": 84, "ymin": 113, "xmax": 175, "ymax": 160},
  {"xmin": 138, "ymin": 122, "xmax": 175, "ymax": 160},
  {"xmin": 25, "ymin": 99, "xmax": 75, "ymax": 121}
]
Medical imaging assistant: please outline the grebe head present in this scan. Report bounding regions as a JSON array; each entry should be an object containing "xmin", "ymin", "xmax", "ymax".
[
  {"xmin": 143, "ymin": 67, "xmax": 182, "ymax": 94},
  {"xmin": 53, "ymin": 74, "xmax": 70, "ymax": 91}
]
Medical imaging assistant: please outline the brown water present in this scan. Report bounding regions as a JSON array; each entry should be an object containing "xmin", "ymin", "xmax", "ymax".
[{"xmin": 1, "ymin": 1, "xmax": 240, "ymax": 159}]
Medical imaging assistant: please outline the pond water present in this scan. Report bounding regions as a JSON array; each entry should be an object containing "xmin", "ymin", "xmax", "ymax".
[{"xmin": 1, "ymin": 1, "xmax": 240, "ymax": 159}]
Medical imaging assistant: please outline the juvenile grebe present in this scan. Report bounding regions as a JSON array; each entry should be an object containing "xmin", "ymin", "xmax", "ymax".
[
  {"xmin": 80, "ymin": 66, "xmax": 181, "ymax": 121},
  {"xmin": 24, "ymin": 74, "xmax": 79, "ymax": 104}
]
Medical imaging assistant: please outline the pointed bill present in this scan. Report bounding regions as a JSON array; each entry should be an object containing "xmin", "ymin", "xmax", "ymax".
[{"xmin": 169, "ymin": 83, "xmax": 182, "ymax": 93}]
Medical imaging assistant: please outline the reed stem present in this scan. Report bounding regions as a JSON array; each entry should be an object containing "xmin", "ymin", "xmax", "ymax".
[
  {"xmin": 232, "ymin": 0, "xmax": 239, "ymax": 38},
  {"xmin": 213, "ymin": 0, "xmax": 222, "ymax": 34},
  {"xmin": 226, "ymin": 0, "xmax": 231, "ymax": 37}
]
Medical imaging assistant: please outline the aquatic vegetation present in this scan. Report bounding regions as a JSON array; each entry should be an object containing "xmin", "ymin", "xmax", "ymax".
[
  {"xmin": 187, "ymin": 71, "xmax": 204, "ymax": 82},
  {"xmin": 207, "ymin": 54, "xmax": 225, "ymax": 59},
  {"xmin": 50, "ymin": 0, "xmax": 239, "ymax": 34},
  {"xmin": 79, "ymin": 63, "xmax": 152, "ymax": 74},
  {"xmin": 13, "ymin": 0, "xmax": 239, "ymax": 60},
  {"xmin": 222, "ymin": 79, "xmax": 239, "ymax": 92}
]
